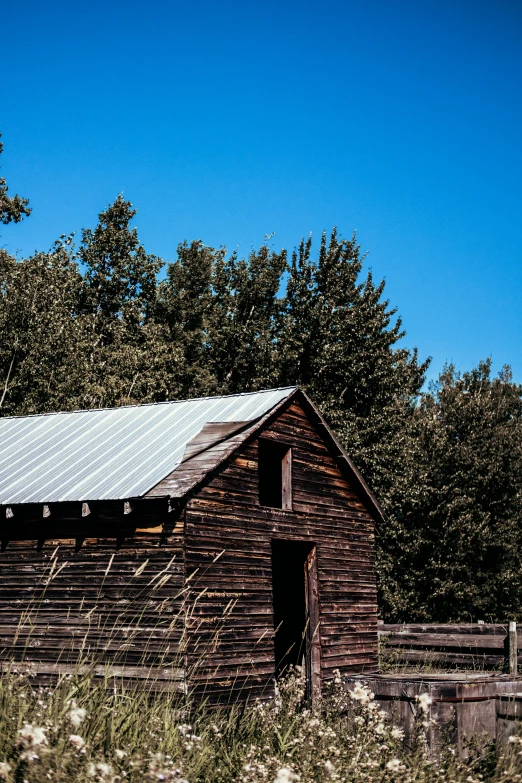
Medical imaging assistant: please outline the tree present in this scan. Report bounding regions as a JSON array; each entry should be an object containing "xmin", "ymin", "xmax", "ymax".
[
  {"xmin": 278, "ymin": 229, "xmax": 428, "ymax": 494},
  {"xmin": 0, "ymin": 134, "xmax": 31, "ymax": 226},
  {"xmin": 158, "ymin": 239, "xmax": 288, "ymax": 397},
  {"xmin": 380, "ymin": 360, "xmax": 522, "ymax": 621},
  {"xmin": 206, "ymin": 241, "xmax": 287, "ymax": 393},
  {"xmin": 0, "ymin": 240, "xmax": 88, "ymax": 415},
  {"xmin": 76, "ymin": 196, "xmax": 181, "ymax": 407},
  {"xmin": 157, "ymin": 240, "xmax": 220, "ymax": 398}
]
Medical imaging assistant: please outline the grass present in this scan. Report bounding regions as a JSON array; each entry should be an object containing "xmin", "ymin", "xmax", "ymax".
[
  {"xmin": 1, "ymin": 551, "xmax": 522, "ymax": 781},
  {"xmin": 2, "ymin": 664, "xmax": 522, "ymax": 782}
]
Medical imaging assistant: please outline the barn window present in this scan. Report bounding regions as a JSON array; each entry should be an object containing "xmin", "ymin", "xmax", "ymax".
[{"xmin": 258, "ymin": 439, "xmax": 292, "ymax": 509}]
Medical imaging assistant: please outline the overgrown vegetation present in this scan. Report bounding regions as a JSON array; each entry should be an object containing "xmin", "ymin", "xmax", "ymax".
[
  {"xmin": 3, "ymin": 664, "xmax": 522, "ymax": 783},
  {"xmin": 1, "ymin": 136, "xmax": 522, "ymax": 623}
]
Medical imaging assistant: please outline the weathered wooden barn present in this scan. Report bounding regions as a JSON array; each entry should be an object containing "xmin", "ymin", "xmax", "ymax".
[{"xmin": 0, "ymin": 387, "xmax": 383, "ymax": 702}]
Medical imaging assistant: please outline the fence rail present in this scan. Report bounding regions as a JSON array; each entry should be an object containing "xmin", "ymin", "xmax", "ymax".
[{"xmin": 378, "ymin": 623, "xmax": 520, "ymax": 671}]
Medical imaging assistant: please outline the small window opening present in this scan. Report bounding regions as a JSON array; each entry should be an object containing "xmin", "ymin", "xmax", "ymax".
[{"xmin": 258, "ymin": 439, "xmax": 292, "ymax": 509}]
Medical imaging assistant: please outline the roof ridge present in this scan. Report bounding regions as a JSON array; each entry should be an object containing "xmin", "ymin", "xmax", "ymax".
[{"xmin": 0, "ymin": 386, "xmax": 299, "ymax": 422}]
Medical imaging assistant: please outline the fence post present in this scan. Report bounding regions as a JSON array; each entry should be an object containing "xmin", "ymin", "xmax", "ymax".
[{"xmin": 509, "ymin": 621, "xmax": 518, "ymax": 676}]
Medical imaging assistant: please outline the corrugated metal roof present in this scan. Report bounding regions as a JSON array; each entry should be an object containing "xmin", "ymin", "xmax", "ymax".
[{"xmin": 0, "ymin": 387, "xmax": 297, "ymax": 505}]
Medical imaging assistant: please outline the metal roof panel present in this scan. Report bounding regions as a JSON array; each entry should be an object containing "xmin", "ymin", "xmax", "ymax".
[{"xmin": 0, "ymin": 387, "xmax": 297, "ymax": 504}]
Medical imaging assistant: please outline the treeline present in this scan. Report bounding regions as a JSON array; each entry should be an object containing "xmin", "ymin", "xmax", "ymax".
[{"xmin": 1, "ymin": 192, "xmax": 522, "ymax": 623}]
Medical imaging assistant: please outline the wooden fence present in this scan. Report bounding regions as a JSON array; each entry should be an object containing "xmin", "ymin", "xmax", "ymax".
[{"xmin": 378, "ymin": 622, "xmax": 520, "ymax": 672}]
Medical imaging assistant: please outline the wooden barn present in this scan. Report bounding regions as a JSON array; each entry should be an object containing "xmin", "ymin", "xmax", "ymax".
[{"xmin": 0, "ymin": 387, "xmax": 383, "ymax": 702}]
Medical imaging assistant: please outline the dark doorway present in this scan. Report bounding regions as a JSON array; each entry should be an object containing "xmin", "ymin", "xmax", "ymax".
[{"xmin": 271, "ymin": 540, "xmax": 320, "ymax": 697}]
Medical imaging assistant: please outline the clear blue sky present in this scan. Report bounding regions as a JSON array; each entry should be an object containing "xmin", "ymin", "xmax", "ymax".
[{"xmin": 2, "ymin": 0, "xmax": 521, "ymax": 383}]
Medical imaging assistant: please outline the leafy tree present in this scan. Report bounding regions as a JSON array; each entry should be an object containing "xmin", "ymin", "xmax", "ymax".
[
  {"xmin": 157, "ymin": 240, "xmax": 220, "ymax": 398},
  {"xmin": 78, "ymin": 195, "xmax": 161, "ymax": 334},
  {"xmin": 0, "ymin": 133, "xmax": 31, "ymax": 225},
  {"xmin": 278, "ymin": 229, "xmax": 428, "ymax": 494},
  {"xmin": 0, "ymin": 240, "xmax": 88, "ymax": 415},
  {"xmin": 380, "ymin": 360, "xmax": 522, "ymax": 621},
  {"xmin": 206, "ymin": 241, "xmax": 287, "ymax": 393},
  {"xmin": 159, "ymin": 239, "xmax": 287, "ymax": 397},
  {"xmin": 76, "ymin": 196, "xmax": 182, "ymax": 407}
]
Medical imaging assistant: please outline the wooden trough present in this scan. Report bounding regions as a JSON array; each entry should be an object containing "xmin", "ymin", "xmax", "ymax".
[{"xmin": 345, "ymin": 673, "xmax": 522, "ymax": 755}]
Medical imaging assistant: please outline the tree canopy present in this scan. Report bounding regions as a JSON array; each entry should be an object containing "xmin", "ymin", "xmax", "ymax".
[
  {"xmin": 0, "ymin": 134, "xmax": 31, "ymax": 226},
  {"xmin": 1, "ymin": 193, "xmax": 521, "ymax": 622}
]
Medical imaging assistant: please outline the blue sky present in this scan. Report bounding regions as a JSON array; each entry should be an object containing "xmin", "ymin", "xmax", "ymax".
[{"xmin": 2, "ymin": 0, "xmax": 521, "ymax": 383}]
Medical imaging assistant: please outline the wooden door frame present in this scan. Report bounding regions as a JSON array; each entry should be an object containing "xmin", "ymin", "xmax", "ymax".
[{"xmin": 305, "ymin": 545, "xmax": 321, "ymax": 704}]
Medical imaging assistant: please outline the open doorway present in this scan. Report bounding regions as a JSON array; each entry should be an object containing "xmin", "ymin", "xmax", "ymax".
[{"xmin": 271, "ymin": 539, "xmax": 320, "ymax": 699}]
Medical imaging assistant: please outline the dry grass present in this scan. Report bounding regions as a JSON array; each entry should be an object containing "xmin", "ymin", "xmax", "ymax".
[{"xmin": 0, "ymin": 553, "xmax": 521, "ymax": 781}]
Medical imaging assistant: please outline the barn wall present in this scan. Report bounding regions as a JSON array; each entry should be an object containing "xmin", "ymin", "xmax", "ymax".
[
  {"xmin": 184, "ymin": 400, "xmax": 378, "ymax": 703},
  {"xmin": 0, "ymin": 521, "xmax": 185, "ymax": 689}
]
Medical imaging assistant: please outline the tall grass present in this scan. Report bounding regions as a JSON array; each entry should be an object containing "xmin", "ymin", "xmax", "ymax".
[
  {"xmin": 2, "ymin": 663, "xmax": 522, "ymax": 782},
  {"xmin": 1, "ymin": 550, "xmax": 522, "ymax": 781}
]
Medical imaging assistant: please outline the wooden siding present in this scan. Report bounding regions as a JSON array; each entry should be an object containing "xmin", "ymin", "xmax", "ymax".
[
  {"xmin": 184, "ymin": 400, "xmax": 379, "ymax": 703},
  {"xmin": 0, "ymin": 517, "xmax": 185, "ymax": 690}
]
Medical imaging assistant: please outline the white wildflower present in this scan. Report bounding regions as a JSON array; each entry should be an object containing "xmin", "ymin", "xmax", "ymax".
[
  {"xmin": 18, "ymin": 723, "xmax": 48, "ymax": 748},
  {"xmin": 416, "ymin": 692, "xmax": 432, "ymax": 712},
  {"xmin": 0, "ymin": 762, "xmax": 11, "ymax": 781},
  {"xmin": 115, "ymin": 748, "xmax": 127, "ymax": 759},
  {"xmin": 348, "ymin": 683, "xmax": 374, "ymax": 705},
  {"xmin": 87, "ymin": 762, "xmax": 113, "ymax": 779},
  {"xmin": 68, "ymin": 700, "xmax": 87, "ymax": 728},
  {"xmin": 386, "ymin": 758, "xmax": 403, "ymax": 772},
  {"xmin": 390, "ymin": 727, "xmax": 404, "ymax": 741},
  {"xmin": 69, "ymin": 734, "xmax": 85, "ymax": 749},
  {"xmin": 274, "ymin": 767, "xmax": 300, "ymax": 783}
]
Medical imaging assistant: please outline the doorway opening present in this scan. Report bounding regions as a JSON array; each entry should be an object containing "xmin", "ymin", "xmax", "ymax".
[{"xmin": 271, "ymin": 539, "xmax": 320, "ymax": 698}]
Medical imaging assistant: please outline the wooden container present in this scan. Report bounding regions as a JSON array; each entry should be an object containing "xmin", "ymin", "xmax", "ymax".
[
  {"xmin": 496, "ymin": 693, "xmax": 522, "ymax": 744},
  {"xmin": 345, "ymin": 673, "xmax": 522, "ymax": 756}
]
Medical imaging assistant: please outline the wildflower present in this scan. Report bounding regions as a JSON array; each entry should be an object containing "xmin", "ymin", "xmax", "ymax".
[
  {"xmin": 0, "ymin": 762, "xmax": 11, "ymax": 781},
  {"xmin": 416, "ymin": 692, "xmax": 432, "ymax": 712},
  {"xmin": 87, "ymin": 762, "xmax": 114, "ymax": 779},
  {"xmin": 69, "ymin": 734, "xmax": 85, "ymax": 750},
  {"xmin": 18, "ymin": 724, "xmax": 47, "ymax": 748},
  {"xmin": 274, "ymin": 768, "xmax": 300, "ymax": 783},
  {"xmin": 390, "ymin": 727, "xmax": 404, "ymax": 741},
  {"xmin": 115, "ymin": 749, "xmax": 127, "ymax": 759},
  {"xmin": 349, "ymin": 683, "xmax": 374, "ymax": 705},
  {"xmin": 386, "ymin": 758, "xmax": 403, "ymax": 772},
  {"xmin": 68, "ymin": 700, "xmax": 87, "ymax": 728}
]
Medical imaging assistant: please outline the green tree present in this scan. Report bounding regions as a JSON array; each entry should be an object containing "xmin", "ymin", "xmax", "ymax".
[
  {"xmin": 0, "ymin": 240, "xmax": 88, "ymax": 415},
  {"xmin": 278, "ymin": 229, "xmax": 428, "ymax": 494},
  {"xmin": 207, "ymin": 241, "xmax": 287, "ymax": 393},
  {"xmin": 77, "ymin": 196, "xmax": 182, "ymax": 407},
  {"xmin": 157, "ymin": 240, "xmax": 220, "ymax": 398},
  {"xmin": 0, "ymin": 133, "xmax": 31, "ymax": 225},
  {"xmin": 158, "ymin": 239, "xmax": 287, "ymax": 397},
  {"xmin": 380, "ymin": 360, "xmax": 522, "ymax": 621}
]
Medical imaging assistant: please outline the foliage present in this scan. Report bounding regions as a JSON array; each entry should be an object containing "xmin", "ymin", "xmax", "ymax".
[
  {"xmin": 0, "ymin": 665, "xmax": 513, "ymax": 783},
  {"xmin": 0, "ymin": 241, "xmax": 88, "ymax": 415},
  {"xmin": 2, "ymin": 186, "xmax": 522, "ymax": 622},
  {"xmin": 0, "ymin": 134, "xmax": 31, "ymax": 226},
  {"xmin": 380, "ymin": 360, "xmax": 522, "ymax": 621},
  {"xmin": 278, "ymin": 230, "xmax": 428, "ymax": 492}
]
